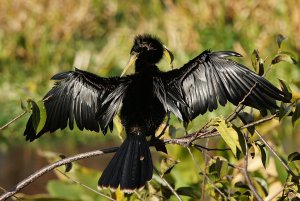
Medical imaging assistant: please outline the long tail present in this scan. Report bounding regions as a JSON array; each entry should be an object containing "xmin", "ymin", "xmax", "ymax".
[{"xmin": 98, "ymin": 133, "xmax": 153, "ymax": 192}]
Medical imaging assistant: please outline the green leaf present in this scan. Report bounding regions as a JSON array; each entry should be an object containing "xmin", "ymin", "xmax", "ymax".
[
  {"xmin": 213, "ymin": 118, "xmax": 246, "ymax": 157},
  {"xmin": 272, "ymin": 52, "xmax": 297, "ymax": 65},
  {"xmin": 59, "ymin": 154, "xmax": 73, "ymax": 173},
  {"xmin": 21, "ymin": 99, "xmax": 31, "ymax": 112},
  {"xmin": 30, "ymin": 100, "xmax": 40, "ymax": 132},
  {"xmin": 277, "ymin": 34, "xmax": 286, "ymax": 49},
  {"xmin": 292, "ymin": 103, "xmax": 300, "ymax": 127},
  {"xmin": 113, "ymin": 115, "xmax": 125, "ymax": 142},
  {"xmin": 250, "ymin": 49, "xmax": 264, "ymax": 75},
  {"xmin": 274, "ymin": 157, "xmax": 288, "ymax": 184},
  {"xmin": 258, "ymin": 58, "xmax": 264, "ymax": 76},
  {"xmin": 251, "ymin": 49, "xmax": 260, "ymax": 72},
  {"xmin": 215, "ymin": 157, "xmax": 228, "ymax": 179},
  {"xmin": 278, "ymin": 102, "xmax": 294, "ymax": 121},
  {"xmin": 288, "ymin": 152, "xmax": 300, "ymax": 162},
  {"xmin": 248, "ymin": 143, "xmax": 255, "ymax": 159},
  {"xmin": 253, "ymin": 177, "xmax": 268, "ymax": 197},
  {"xmin": 160, "ymin": 156, "xmax": 180, "ymax": 176},
  {"xmin": 169, "ymin": 125, "xmax": 177, "ymax": 138},
  {"xmin": 36, "ymin": 100, "xmax": 47, "ymax": 133},
  {"xmin": 176, "ymin": 187, "xmax": 201, "ymax": 199},
  {"xmin": 47, "ymin": 180, "xmax": 93, "ymax": 201},
  {"xmin": 279, "ymin": 80, "xmax": 293, "ymax": 100},
  {"xmin": 238, "ymin": 112, "xmax": 254, "ymax": 135},
  {"xmin": 256, "ymin": 142, "xmax": 270, "ymax": 168},
  {"xmin": 234, "ymin": 182, "xmax": 251, "ymax": 195},
  {"xmin": 259, "ymin": 108, "xmax": 268, "ymax": 117},
  {"xmin": 29, "ymin": 100, "xmax": 47, "ymax": 134}
]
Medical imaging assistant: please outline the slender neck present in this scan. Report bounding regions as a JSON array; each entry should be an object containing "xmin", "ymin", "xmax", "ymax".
[{"xmin": 135, "ymin": 59, "xmax": 160, "ymax": 74}]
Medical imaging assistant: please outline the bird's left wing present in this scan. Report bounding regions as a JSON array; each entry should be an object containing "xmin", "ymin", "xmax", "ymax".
[
  {"xmin": 24, "ymin": 68, "xmax": 131, "ymax": 141},
  {"xmin": 155, "ymin": 50, "xmax": 291, "ymax": 122}
]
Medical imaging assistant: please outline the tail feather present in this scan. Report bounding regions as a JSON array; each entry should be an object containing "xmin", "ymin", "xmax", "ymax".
[
  {"xmin": 98, "ymin": 133, "xmax": 153, "ymax": 192},
  {"xmin": 139, "ymin": 136, "xmax": 153, "ymax": 187}
]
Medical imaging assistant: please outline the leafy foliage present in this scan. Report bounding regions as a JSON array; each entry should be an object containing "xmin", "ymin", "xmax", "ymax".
[{"xmin": 0, "ymin": 1, "xmax": 300, "ymax": 201}]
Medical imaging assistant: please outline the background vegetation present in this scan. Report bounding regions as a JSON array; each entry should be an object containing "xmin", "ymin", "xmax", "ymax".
[{"xmin": 0, "ymin": 0, "xmax": 299, "ymax": 200}]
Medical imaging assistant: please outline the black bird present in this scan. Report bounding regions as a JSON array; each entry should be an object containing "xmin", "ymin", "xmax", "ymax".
[{"xmin": 24, "ymin": 34, "xmax": 291, "ymax": 192}]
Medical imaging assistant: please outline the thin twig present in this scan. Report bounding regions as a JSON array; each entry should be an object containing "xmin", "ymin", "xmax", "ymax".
[
  {"xmin": 243, "ymin": 137, "xmax": 263, "ymax": 201},
  {"xmin": 279, "ymin": 174, "xmax": 291, "ymax": 201},
  {"xmin": 153, "ymin": 167, "xmax": 183, "ymax": 201},
  {"xmin": 193, "ymin": 144, "xmax": 230, "ymax": 152},
  {"xmin": 163, "ymin": 129, "xmax": 220, "ymax": 147},
  {"xmin": 265, "ymin": 186, "xmax": 285, "ymax": 201},
  {"xmin": 133, "ymin": 190, "xmax": 144, "ymax": 201},
  {"xmin": 55, "ymin": 169, "xmax": 116, "ymax": 201},
  {"xmin": 226, "ymin": 83, "xmax": 257, "ymax": 122},
  {"xmin": 201, "ymin": 139, "xmax": 209, "ymax": 201},
  {"xmin": 240, "ymin": 114, "xmax": 277, "ymax": 129},
  {"xmin": 193, "ymin": 145, "xmax": 243, "ymax": 171},
  {"xmin": 187, "ymin": 148, "xmax": 230, "ymax": 200},
  {"xmin": 0, "ymin": 147, "xmax": 119, "ymax": 201},
  {"xmin": 0, "ymin": 111, "xmax": 27, "ymax": 131},
  {"xmin": 255, "ymin": 129, "xmax": 299, "ymax": 178}
]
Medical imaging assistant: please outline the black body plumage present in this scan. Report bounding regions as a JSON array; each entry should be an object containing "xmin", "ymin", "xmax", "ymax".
[{"xmin": 24, "ymin": 34, "xmax": 291, "ymax": 192}]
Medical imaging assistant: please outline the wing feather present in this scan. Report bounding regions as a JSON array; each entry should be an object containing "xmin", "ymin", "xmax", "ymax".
[
  {"xmin": 156, "ymin": 50, "xmax": 291, "ymax": 122},
  {"xmin": 24, "ymin": 68, "xmax": 131, "ymax": 141}
]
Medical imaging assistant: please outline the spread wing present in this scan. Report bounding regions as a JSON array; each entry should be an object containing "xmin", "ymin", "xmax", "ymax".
[
  {"xmin": 155, "ymin": 50, "xmax": 291, "ymax": 122},
  {"xmin": 24, "ymin": 68, "xmax": 131, "ymax": 141}
]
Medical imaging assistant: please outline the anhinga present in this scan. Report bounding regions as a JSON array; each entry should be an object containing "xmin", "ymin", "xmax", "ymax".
[{"xmin": 24, "ymin": 34, "xmax": 290, "ymax": 192}]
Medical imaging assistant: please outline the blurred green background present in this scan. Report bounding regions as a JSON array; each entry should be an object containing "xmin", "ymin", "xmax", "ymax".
[{"xmin": 0, "ymin": 0, "xmax": 299, "ymax": 200}]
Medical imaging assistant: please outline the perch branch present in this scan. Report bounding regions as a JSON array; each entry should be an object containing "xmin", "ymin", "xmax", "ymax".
[
  {"xmin": 0, "ymin": 147, "xmax": 119, "ymax": 201},
  {"xmin": 0, "ymin": 127, "xmax": 220, "ymax": 201},
  {"xmin": 1, "ymin": 98, "xmax": 294, "ymax": 201}
]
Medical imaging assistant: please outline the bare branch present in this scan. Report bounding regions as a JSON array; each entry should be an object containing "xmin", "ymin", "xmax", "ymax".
[
  {"xmin": 193, "ymin": 144, "xmax": 230, "ymax": 152},
  {"xmin": 186, "ymin": 147, "xmax": 230, "ymax": 200},
  {"xmin": 254, "ymin": 129, "xmax": 299, "ymax": 178},
  {"xmin": 0, "ymin": 111, "xmax": 27, "ymax": 131},
  {"xmin": 243, "ymin": 137, "xmax": 263, "ymax": 201},
  {"xmin": 193, "ymin": 145, "xmax": 243, "ymax": 171},
  {"xmin": 153, "ymin": 167, "xmax": 183, "ymax": 201},
  {"xmin": 0, "ymin": 147, "xmax": 118, "ymax": 201},
  {"xmin": 0, "ymin": 104, "xmax": 295, "ymax": 201},
  {"xmin": 0, "ymin": 186, "xmax": 22, "ymax": 201},
  {"xmin": 163, "ymin": 129, "xmax": 220, "ymax": 147},
  {"xmin": 226, "ymin": 82, "xmax": 257, "ymax": 122},
  {"xmin": 240, "ymin": 114, "xmax": 277, "ymax": 129}
]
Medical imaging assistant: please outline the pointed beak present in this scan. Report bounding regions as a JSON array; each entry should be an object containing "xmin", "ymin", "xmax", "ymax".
[
  {"xmin": 163, "ymin": 45, "xmax": 174, "ymax": 68},
  {"xmin": 121, "ymin": 53, "xmax": 137, "ymax": 77}
]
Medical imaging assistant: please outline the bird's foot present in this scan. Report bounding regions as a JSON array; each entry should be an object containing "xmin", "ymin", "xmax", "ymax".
[{"xmin": 149, "ymin": 137, "xmax": 168, "ymax": 154}]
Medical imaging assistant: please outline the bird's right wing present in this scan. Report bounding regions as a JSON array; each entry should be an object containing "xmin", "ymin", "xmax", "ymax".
[
  {"xmin": 154, "ymin": 50, "xmax": 291, "ymax": 122},
  {"xmin": 24, "ymin": 68, "xmax": 131, "ymax": 141}
]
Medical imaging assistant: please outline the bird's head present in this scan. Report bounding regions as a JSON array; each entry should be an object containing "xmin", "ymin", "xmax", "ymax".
[{"xmin": 121, "ymin": 34, "xmax": 174, "ymax": 76}]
